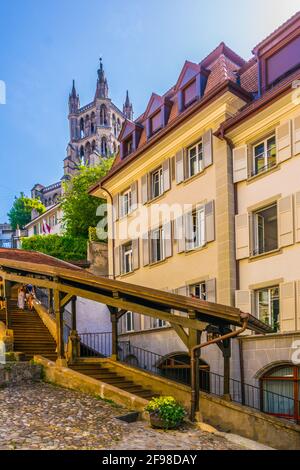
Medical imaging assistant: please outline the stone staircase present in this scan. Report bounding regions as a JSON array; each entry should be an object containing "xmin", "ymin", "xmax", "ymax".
[
  {"xmin": 7, "ymin": 300, "xmax": 57, "ymax": 361},
  {"xmin": 70, "ymin": 362, "xmax": 158, "ymax": 400}
]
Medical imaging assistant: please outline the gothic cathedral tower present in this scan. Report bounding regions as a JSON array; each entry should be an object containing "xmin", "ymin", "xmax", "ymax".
[{"xmin": 64, "ymin": 59, "xmax": 133, "ymax": 177}]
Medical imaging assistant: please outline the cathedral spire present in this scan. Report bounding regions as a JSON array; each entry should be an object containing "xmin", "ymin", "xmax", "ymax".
[
  {"xmin": 69, "ymin": 79, "xmax": 79, "ymax": 113},
  {"xmin": 123, "ymin": 90, "xmax": 133, "ymax": 120},
  {"xmin": 95, "ymin": 57, "xmax": 108, "ymax": 99}
]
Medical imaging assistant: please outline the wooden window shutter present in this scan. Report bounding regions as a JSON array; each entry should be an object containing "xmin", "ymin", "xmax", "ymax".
[
  {"xmin": 176, "ymin": 286, "xmax": 188, "ymax": 296},
  {"xmin": 203, "ymin": 129, "xmax": 213, "ymax": 168},
  {"xmin": 143, "ymin": 315, "xmax": 151, "ymax": 330},
  {"xmin": 162, "ymin": 158, "xmax": 171, "ymax": 192},
  {"xmin": 278, "ymin": 195, "xmax": 294, "ymax": 248},
  {"xmin": 280, "ymin": 282, "xmax": 296, "ymax": 332},
  {"xmin": 141, "ymin": 174, "xmax": 148, "ymax": 204},
  {"xmin": 133, "ymin": 313, "xmax": 141, "ymax": 331},
  {"xmin": 175, "ymin": 216, "xmax": 185, "ymax": 253},
  {"xmin": 295, "ymin": 192, "xmax": 300, "ymax": 243},
  {"xmin": 276, "ymin": 120, "xmax": 292, "ymax": 163},
  {"xmin": 175, "ymin": 149, "xmax": 184, "ymax": 184},
  {"xmin": 114, "ymin": 245, "xmax": 120, "ymax": 277},
  {"xmin": 296, "ymin": 280, "xmax": 300, "ymax": 331},
  {"xmin": 132, "ymin": 239, "xmax": 139, "ymax": 270},
  {"xmin": 235, "ymin": 213, "xmax": 250, "ymax": 260},
  {"xmin": 235, "ymin": 290, "xmax": 253, "ymax": 314},
  {"xmin": 171, "ymin": 156, "xmax": 176, "ymax": 181},
  {"xmin": 293, "ymin": 115, "xmax": 300, "ymax": 156},
  {"xmin": 163, "ymin": 221, "xmax": 172, "ymax": 258},
  {"xmin": 142, "ymin": 234, "xmax": 150, "ymax": 266},
  {"xmin": 205, "ymin": 200, "xmax": 215, "ymax": 243},
  {"xmin": 131, "ymin": 181, "xmax": 138, "ymax": 211},
  {"xmin": 233, "ymin": 145, "xmax": 248, "ymax": 183},
  {"xmin": 184, "ymin": 211, "xmax": 193, "ymax": 251},
  {"xmin": 112, "ymin": 194, "xmax": 119, "ymax": 222},
  {"xmin": 205, "ymin": 278, "xmax": 216, "ymax": 303}
]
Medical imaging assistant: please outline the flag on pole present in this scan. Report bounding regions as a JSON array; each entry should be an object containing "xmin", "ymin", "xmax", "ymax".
[{"xmin": 42, "ymin": 220, "xmax": 51, "ymax": 234}]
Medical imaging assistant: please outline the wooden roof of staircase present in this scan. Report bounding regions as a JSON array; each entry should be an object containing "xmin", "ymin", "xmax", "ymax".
[{"xmin": 0, "ymin": 248, "xmax": 272, "ymax": 334}]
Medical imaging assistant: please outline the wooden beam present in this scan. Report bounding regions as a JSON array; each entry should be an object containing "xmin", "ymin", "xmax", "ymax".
[
  {"xmin": 53, "ymin": 289, "xmax": 65, "ymax": 361},
  {"xmin": 60, "ymin": 293, "xmax": 74, "ymax": 309},
  {"xmin": 170, "ymin": 323, "xmax": 189, "ymax": 348}
]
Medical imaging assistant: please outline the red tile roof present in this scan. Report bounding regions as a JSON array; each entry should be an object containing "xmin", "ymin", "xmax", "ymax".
[{"xmin": 0, "ymin": 248, "xmax": 82, "ymax": 271}]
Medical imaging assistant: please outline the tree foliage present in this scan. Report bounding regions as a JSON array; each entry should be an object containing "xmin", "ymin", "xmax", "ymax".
[
  {"xmin": 21, "ymin": 234, "xmax": 87, "ymax": 261},
  {"xmin": 7, "ymin": 193, "xmax": 46, "ymax": 230},
  {"xmin": 61, "ymin": 160, "xmax": 113, "ymax": 239}
]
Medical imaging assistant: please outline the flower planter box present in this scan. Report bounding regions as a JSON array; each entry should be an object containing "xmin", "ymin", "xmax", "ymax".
[{"xmin": 149, "ymin": 411, "xmax": 182, "ymax": 430}]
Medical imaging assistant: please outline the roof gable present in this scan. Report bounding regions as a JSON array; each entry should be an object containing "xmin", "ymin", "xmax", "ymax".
[{"xmin": 175, "ymin": 61, "xmax": 200, "ymax": 91}]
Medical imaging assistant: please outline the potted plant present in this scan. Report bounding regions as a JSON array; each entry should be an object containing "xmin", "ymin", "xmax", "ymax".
[{"xmin": 145, "ymin": 396, "xmax": 186, "ymax": 430}]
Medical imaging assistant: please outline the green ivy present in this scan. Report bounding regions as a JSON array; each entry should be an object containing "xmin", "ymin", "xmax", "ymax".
[
  {"xmin": 21, "ymin": 235, "xmax": 87, "ymax": 261},
  {"xmin": 145, "ymin": 396, "xmax": 186, "ymax": 429}
]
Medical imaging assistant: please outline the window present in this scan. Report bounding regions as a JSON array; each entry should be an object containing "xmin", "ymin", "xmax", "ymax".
[
  {"xmin": 187, "ymin": 207, "xmax": 205, "ymax": 250},
  {"xmin": 150, "ymin": 111, "xmax": 162, "ymax": 135},
  {"xmin": 261, "ymin": 365, "xmax": 300, "ymax": 422},
  {"xmin": 188, "ymin": 141, "xmax": 203, "ymax": 177},
  {"xmin": 189, "ymin": 282, "xmax": 206, "ymax": 300},
  {"xmin": 151, "ymin": 167, "xmax": 163, "ymax": 199},
  {"xmin": 253, "ymin": 135, "xmax": 276, "ymax": 176},
  {"xmin": 151, "ymin": 318, "xmax": 166, "ymax": 329},
  {"xmin": 34, "ymin": 225, "xmax": 38, "ymax": 235},
  {"xmin": 150, "ymin": 227, "xmax": 165, "ymax": 263},
  {"xmin": 125, "ymin": 311, "xmax": 134, "ymax": 332},
  {"xmin": 183, "ymin": 80, "xmax": 197, "ymax": 107},
  {"xmin": 120, "ymin": 188, "xmax": 132, "ymax": 217},
  {"xmin": 252, "ymin": 204, "xmax": 278, "ymax": 256},
  {"xmin": 121, "ymin": 242, "xmax": 133, "ymax": 274},
  {"xmin": 123, "ymin": 136, "xmax": 133, "ymax": 157},
  {"xmin": 255, "ymin": 286, "xmax": 279, "ymax": 331}
]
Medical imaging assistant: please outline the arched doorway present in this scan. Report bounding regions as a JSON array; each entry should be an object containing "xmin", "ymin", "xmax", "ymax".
[
  {"xmin": 261, "ymin": 364, "xmax": 300, "ymax": 422},
  {"xmin": 156, "ymin": 352, "xmax": 210, "ymax": 391}
]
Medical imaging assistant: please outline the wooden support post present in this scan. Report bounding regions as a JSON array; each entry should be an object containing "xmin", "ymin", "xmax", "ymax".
[
  {"xmin": 188, "ymin": 309, "xmax": 203, "ymax": 421},
  {"xmin": 4, "ymin": 280, "xmax": 12, "ymax": 329},
  {"xmin": 110, "ymin": 307, "xmax": 119, "ymax": 361},
  {"xmin": 222, "ymin": 338, "xmax": 231, "ymax": 400},
  {"xmin": 48, "ymin": 288, "xmax": 54, "ymax": 314},
  {"xmin": 71, "ymin": 297, "xmax": 77, "ymax": 331},
  {"xmin": 54, "ymin": 289, "xmax": 67, "ymax": 367}
]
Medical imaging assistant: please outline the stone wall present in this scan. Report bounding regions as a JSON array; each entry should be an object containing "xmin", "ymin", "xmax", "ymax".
[
  {"xmin": 87, "ymin": 241, "xmax": 108, "ymax": 276},
  {"xmin": 0, "ymin": 363, "xmax": 42, "ymax": 387}
]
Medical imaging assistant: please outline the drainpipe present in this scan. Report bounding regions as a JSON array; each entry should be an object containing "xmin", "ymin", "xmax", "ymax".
[
  {"xmin": 97, "ymin": 183, "xmax": 115, "ymax": 280},
  {"xmin": 190, "ymin": 314, "xmax": 249, "ymax": 422}
]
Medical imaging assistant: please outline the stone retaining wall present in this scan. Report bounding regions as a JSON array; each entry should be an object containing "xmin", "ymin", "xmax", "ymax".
[{"xmin": 0, "ymin": 363, "xmax": 42, "ymax": 387}]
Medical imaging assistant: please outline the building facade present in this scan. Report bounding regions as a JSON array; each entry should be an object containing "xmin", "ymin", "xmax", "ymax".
[
  {"xmin": 0, "ymin": 224, "xmax": 13, "ymax": 248},
  {"xmin": 90, "ymin": 12, "xmax": 300, "ymax": 421}
]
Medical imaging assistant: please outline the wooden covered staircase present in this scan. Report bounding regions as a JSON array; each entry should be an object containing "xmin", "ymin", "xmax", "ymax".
[
  {"xmin": 70, "ymin": 362, "xmax": 157, "ymax": 400},
  {"xmin": 6, "ymin": 300, "xmax": 57, "ymax": 361}
]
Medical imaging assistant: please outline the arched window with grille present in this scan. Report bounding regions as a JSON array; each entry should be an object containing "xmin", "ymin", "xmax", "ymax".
[
  {"xmin": 91, "ymin": 112, "xmax": 96, "ymax": 134},
  {"xmin": 101, "ymin": 136, "xmax": 108, "ymax": 156},
  {"xmin": 80, "ymin": 146, "xmax": 85, "ymax": 165},
  {"xmin": 100, "ymin": 104, "xmax": 107, "ymax": 126},
  {"xmin": 261, "ymin": 364, "xmax": 300, "ymax": 422},
  {"xmin": 80, "ymin": 118, "xmax": 84, "ymax": 139}
]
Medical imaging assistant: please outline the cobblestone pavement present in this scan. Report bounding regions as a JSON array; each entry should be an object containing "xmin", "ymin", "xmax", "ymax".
[{"xmin": 0, "ymin": 382, "xmax": 246, "ymax": 450}]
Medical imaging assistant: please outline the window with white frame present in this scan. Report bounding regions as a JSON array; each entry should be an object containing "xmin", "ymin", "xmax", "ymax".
[
  {"xmin": 125, "ymin": 311, "xmax": 134, "ymax": 332},
  {"xmin": 151, "ymin": 167, "xmax": 163, "ymax": 199},
  {"xmin": 121, "ymin": 242, "xmax": 133, "ymax": 274},
  {"xmin": 189, "ymin": 282, "xmax": 206, "ymax": 300},
  {"xmin": 255, "ymin": 286, "xmax": 279, "ymax": 331},
  {"xmin": 151, "ymin": 318, "xmax": 166, "ymax": 329},
  {"xmin": 120, "ymin": 188, "xmax": 132, "ymax": 217},
  {"xmin": 253, "ymin": 135, "xmax": 276, "ymax": 176},
  {"xmin": 150, "ymin": 227, "xmax": 165, "ymax": 263},
  {"xmin": 188, "ymin": 141, "xmax": 203, "ymax": 177},
  {"xmin": 252, "ymin": 203, "xmax": 278, "ymax": 256},
  {"xmin": 187, "ymin": 207, "xmax": 205, "ymax": 250}
]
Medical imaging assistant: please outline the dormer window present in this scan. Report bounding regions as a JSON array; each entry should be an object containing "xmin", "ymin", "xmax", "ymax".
[
  {"xmin": 123, "ymin": 135, "xmax": 133, "ymax": 158},
  {"xmin": 183, "ymin": 79, "xmax": 197, "ymax": 108},
  {"xmin": 150, "ymin": 110, "xmax": 162, "ymax": 135},
  {"xmin": 266, "ymin": 35, "xmax": 300, "ymax": 88}
]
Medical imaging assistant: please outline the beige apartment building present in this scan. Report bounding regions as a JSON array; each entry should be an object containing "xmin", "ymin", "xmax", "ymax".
[{"xmin": 90, "ymin": 13, "xmax": 300, "ymax": 420}]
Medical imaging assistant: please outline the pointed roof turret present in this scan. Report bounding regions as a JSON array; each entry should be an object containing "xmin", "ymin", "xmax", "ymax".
[
  {"xmin": 123, "ymin": 90, "xmax": 133, "ymax": 120},
  {"xmin": 95, "ymin": 57, "xmax": 109, "ymax": 99},
  {"xmin": 69, "ymin": 79, "xmax": 79, "ymax": 113}
]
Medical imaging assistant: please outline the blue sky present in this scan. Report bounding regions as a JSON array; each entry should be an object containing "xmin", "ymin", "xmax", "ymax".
[{"xmin": 0, "ymin": 0, "xmax": 299, "ymax": 221}]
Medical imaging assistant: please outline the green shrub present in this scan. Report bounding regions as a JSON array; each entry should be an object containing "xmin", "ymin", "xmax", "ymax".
[
  {"xmin": 145, "ymin": 396, "xmax": 186, "ymax": 429},
  {"xmin": 21, "ymin": 235, "xmax": 87, "ymax": 261}
]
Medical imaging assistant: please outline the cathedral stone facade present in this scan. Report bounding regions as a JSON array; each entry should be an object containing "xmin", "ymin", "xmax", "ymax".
[{"xmin": 31, "ymin": 59, "xmax": 133, "ymax": 207}]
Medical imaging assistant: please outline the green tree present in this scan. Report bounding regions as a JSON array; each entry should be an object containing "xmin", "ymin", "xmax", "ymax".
[
  {"xmin": 8, "ymin": 193, "xmax": 46, "ymax": 230},
  {"xmin": 61, "ymin": 159, "xmax": 113, "ymax": 239},
  {"xmin": 21, "ymin": 234, "xmax": 87, "ymax": 261}
]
